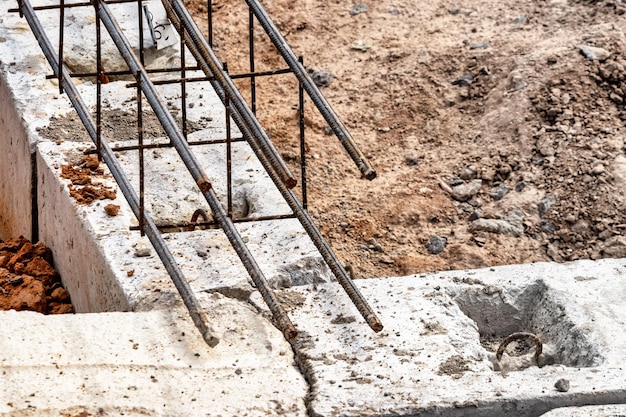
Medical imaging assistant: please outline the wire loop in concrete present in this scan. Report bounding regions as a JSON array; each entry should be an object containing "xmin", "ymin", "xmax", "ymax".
[{"xmin": 496, "ymin": 332, "xmax": 543, "ymax": 364}]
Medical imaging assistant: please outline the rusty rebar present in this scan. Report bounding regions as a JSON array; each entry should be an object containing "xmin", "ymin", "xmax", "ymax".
[
  {"xmin": 188, "ymin": 208, "xmax": 209, "ymax": 231},
  {"xmin": 58, "ymin": 0, "xmax": 65, "ymax": 94},
  {"xmin": 17, "ymin": 0, "xmax": 220, "ymax": 347},
  {"xmin": 94, "ymin": 0, "xmax": 298, "ymax": 340},
  {"xmin": 298, "ymin": 56, "xmax": 307, "ymax": 209},
  {"xmin": 160, "ymin": 0, "xmax": 298, "ymax": 189},
  {"xmin": 244, "ymin": 0, "xmax": 377, "ymax": 180},
  {"xmin": 161, "ymin": 0, "xmax": 383, "ymax": 333},
  {"xmin": 223, "ymin": 62, "xmax": 233, "ymax": 219}
]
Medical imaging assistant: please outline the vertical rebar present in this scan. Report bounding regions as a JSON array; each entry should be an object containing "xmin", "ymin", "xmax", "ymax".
[
  {"xmin": 248, "ymin": 8, "xmax": 256, "ymax": 115},
  {"xmin": 137, "ymin": 0, "xmax": 146, "ymax": 236},
  {"xmin": 298, "ymin": 56, "xmax": 307, "ymax": 209},
  {"xmin": 95, "ymin": 0, "xmax": 102, "ymax": 160},
  {"xmin": 19, "ymin": 0, "xmax": 219, "ymax": 347},
  {"xmin": 244, "ymin": 0, "xmax": 376, "ymax": 180},
  {"xmin": 94, "ymin": 0, "xmax": 298, "ymax": 340},
  {"xmin": 159, "ymin": 0, "xmax": 383, "ymax": 332},
  {"xmin": 207, "ymin": 0, "xmax": 212, "ymax": 47},
  {"xmin": 58, "ymin": 0, "xmax": 65, "ymax": 94},
  {"xmin": 180, "ymin": 25, "xmax": 188, "ymax": 139},
  {"xmin": 224, "ymin": 62, "xmax": 233, "ymax": 219},
  {"xmin": 160, "ymin": 0, "xmax": 297, "ymax": 189}
]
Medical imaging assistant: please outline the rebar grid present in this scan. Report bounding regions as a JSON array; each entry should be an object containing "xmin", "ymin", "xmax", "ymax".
[{"xmin": 13, "ymin": 0, "xmax": 384, "ymax": 344}]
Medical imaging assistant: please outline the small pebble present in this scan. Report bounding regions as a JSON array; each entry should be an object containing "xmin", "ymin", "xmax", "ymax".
[
  {"xmin": 539, "ymin": 220, "xmax": 556, "ymax": 234},
  {"xmin": 459, "ymin": 167, "xmax": 477, "ymax": 180},
  {"xmin": 307, "ymin": 68, "xmax": 334, "ymax": 88},
  {"xmin": 489, "ymin": 184, "xmax": 509, "ymax": 201},
  {"xmin": 555, "ymin": 378, "xmax": 570, "ymax": 392},
  {"xmin": 538, "ymin": 195, "xmax": 558, "ymax": 217},
  {"xmin": 104, "ymin": 204, "xmax": 120, "ymax": 216},
  {"xmin": 134, "ymin": 244, "xmax": 152, "ymax": 258},
  {"xmin": 426, "ymin": 236, "xmax": 447, "ymax": 254},
  {"xmin": 579, "ymin": 45, "xmax": 611, "ymax": 61},
  {"xmin": 349, "ymin": 3, "xmax": 368, "ymax": 15},
  {"xmin": 469, "ymin": 209, "xmax": 483, "ymax": 221},
  {"xmin": 469, "ymin": 41, "xmax": 489, "ymax": 50},
  {"xmin": 452, "ymin": 74, "xmax": 474, "ymax": 86},
  {"xmin": 591, "ymin": 164, "xmax": 605, "ymax": 175},
  {"xmin": 513, "ymin": 15, "xmax": 528, "ymax": 25}
]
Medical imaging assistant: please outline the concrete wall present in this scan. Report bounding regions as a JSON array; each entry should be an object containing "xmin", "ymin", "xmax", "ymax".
[
  {"xmin": 36, "ymin": 145, "xmax": 131, "ymax": 313},
  {"xmin": 0, "ymin": 75, "xmax": 33, "ymax": 241}
]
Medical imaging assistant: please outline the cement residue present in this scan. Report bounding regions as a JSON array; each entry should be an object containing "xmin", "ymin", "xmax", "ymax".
[
  {"xmin": 37, "ymin": 107, "xmax": 206, "ymax": 144},
  {"xmin": 437, "ymin": 354, "xmax": 471, "ymax": 379}
]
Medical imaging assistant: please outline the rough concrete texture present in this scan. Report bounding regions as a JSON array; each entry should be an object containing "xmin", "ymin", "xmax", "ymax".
[
  {"xmin": 3, "ymin": 2, "xmax": 626, "ymax": 417},
  {"xmin": 540, "ymin": 404, "xmax": 626, "ymax": 416},
  {"xmin": 0, "ymin": 0, "xmax": 331, "ymax": 313},
  {"xmin": 0, "ymin": 73, "xmax": 32, "ymax": 241},
  {"xmin": 0, "ymin": 299, "xmax": 308, "ymax": 416},
  {"xmin": 284, "ymin": 259, "xmax": 626, "ymax": 417},
  {"xmin": 59, "ymin": 0, "xmax": 182, "ymax": 74}
]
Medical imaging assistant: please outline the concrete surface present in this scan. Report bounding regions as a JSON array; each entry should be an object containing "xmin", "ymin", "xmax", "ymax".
[
  {"xmin": 2, "ymin": 2, "xmax": 626, "ymax": 417},
  {"xmin": 0, "ymin": 299, "xmax": 308, "ymax": 417},
  {"xmin": 285, "ymin": 259, "xmax": 626, "ymax": 416},
  {"xmin": 540, "ymin": 404, "xmax": 626, "ymax": 416},
  {"xmin": 0, "ymin": 72, "xmax": 32, "ymax": 241}
]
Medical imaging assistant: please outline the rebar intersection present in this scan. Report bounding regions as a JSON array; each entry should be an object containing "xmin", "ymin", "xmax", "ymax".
[{"xmin": 14, "ymin": 0, "xmax": 383, "ymax": 346}]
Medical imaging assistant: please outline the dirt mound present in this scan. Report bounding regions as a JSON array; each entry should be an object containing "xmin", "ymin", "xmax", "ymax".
[
  {"xmin": 0, "ymin": 236, "xmax": 74, "ymax": 314},
  {"xmin": 187, "ymin": 0, "xmax": 626, "ymax": 278}
]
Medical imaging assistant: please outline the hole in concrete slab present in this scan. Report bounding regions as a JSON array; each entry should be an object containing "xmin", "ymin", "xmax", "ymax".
[{"xmin": 452, "ymin": 280, "xmax": 604, "ymax": 370}]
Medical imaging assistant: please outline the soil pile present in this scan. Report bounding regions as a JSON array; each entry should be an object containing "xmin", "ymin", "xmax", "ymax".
[
  {"xmin": 0, "ymin": 236, "xmax": 74, "ymax": 314},
  {"xmin": 187, "ymin": 0, "xmax": 626, "ymax": 278}
]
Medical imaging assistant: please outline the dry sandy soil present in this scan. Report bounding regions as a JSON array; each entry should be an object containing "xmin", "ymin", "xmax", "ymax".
[{"xmin": 185, "ymin": 0, "xmax": 626, "ymax": 279}]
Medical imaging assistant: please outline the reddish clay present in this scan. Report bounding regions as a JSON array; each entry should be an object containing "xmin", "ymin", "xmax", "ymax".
[
  {"xmin": 61, "ymin": 156, "xmax": 117, "ymax": 205},
  {"xmin": 0, "ymin": 236, "xmax": 74, "ymax": 314}
]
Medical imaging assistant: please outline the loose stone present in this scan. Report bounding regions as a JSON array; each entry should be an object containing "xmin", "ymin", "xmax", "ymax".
[
  {"xmin": 440, "ymin": 178, "xmax": 482, "ymax": 202},
  {"xmin": 469, "ymin": 41, "xmax": 489, "ymax": 50},
  {"xmin": 307, "ymin": 68, "xmax": 334, "ymax": 88},
  {"xmin": 554, "ymin": 378, "xmax": 570, "ymax": 392},
  {"xmin": 349, "ymin": 3, "xmax": 368, "ymax": 15},
  {"xmin": 538, "ymin": 195, "xmax": 558, "ymax": 217},
  {"xmin": 579, "ymin": 45, "xmax": 611, "ymax": 61},
  {"xmin": 488, "ymin": 184, "xmax": 509, "ymax": 201},
  {"xmin": 452, "ymin": 74, "xmax": 474, "ymax": 86},
  {"xmin": 426, "ymin": 236, "xmax": 447, "ymax": 254}
]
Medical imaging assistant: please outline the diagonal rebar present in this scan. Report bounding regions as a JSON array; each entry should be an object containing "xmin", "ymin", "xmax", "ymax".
[
  {"xmin": 92, "ymin": 0, "xmax": 298, "ymax": 340},
  {"xmin": 161, "ymin": 0, "xmax": 383, "ymax": 333},
  {"xmin": 17, "ymin": 0, "xmax": 220, "ymax": 347}
]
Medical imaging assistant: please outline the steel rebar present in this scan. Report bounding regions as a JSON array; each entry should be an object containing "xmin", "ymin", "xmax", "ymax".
[
  {"xmin": 17, "ymin": 0, "xmax": 219, "ymax": 347},
  {"xmin": 94, "ymin": 0, "xmax": 297, "ymax": 340},
  {"xmin": 244, "ymin": 0, "xmax": 377, "ymax": 180},
  {"xmin": 161, "ymin": 0, "xmax": 383, "ymax": 332},
  {"xmin": 160, "ymin": 0, "xmax": 297, "ymax": 190}
]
